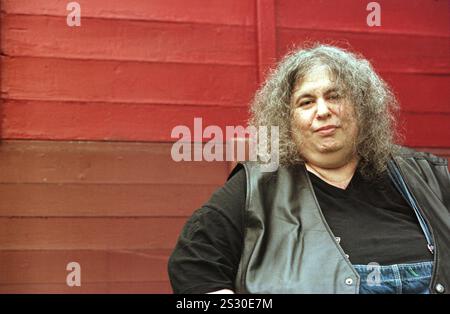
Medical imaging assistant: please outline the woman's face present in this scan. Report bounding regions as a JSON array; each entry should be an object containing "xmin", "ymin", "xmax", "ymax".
[{"xmin": 290, "ymin": 66, "xmax": 359, "ymax": 168}]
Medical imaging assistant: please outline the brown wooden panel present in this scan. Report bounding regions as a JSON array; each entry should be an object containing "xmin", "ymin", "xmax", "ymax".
[
  {"xmin": 0, "ymin": 217, "xmax": 187, "ymax": 250},
  {"xmin": 0, "ymin": 183, "xmax": 218, "ymax": 217},
  {"xmin": 1, "ymin": 56, "xmax": 257, "ymax": 105},
  {"xmin": 1, "ymin": 100, "xmax": 250, "ymax": 142},
  {"xmin": 0, "ymin": 140, "xmax": 229, "ymax": 185},
  {"xmin": 0, "ymin": 281, "xmax": 172, "ymax": 293},
  {"xmin": 3, "ymin": 14, "xmax": 256, "ymax": 65},
  {"xmin": 2, "ymin": 0, "xmax": 255, "ymax": 26},
  {"xmin": 0, "ymin": 249, "xmax": 171, "ymax": 284}
]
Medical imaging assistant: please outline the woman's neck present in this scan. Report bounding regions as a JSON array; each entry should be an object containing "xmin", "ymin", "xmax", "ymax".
[{"xmin": 305, "ymin": 157, "xmax": 358, "ymax": 189}]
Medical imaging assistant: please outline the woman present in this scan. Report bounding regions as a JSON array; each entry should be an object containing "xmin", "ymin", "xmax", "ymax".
[{"xmin": 168, "ymin": 45, "xmax": 450, "ymax": 294}]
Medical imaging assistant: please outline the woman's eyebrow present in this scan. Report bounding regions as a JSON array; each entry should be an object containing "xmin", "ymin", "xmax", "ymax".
[
  {"xmin": 295, "ymin": 86, "xmax": 339, "ymax": 101},
  {"xmin": 296, "ymin": 92, "xmax": 314, "ymax": 100},
  {"xmin": 324, "ymin": 87, "xmax": 340, "ymax": 95}
]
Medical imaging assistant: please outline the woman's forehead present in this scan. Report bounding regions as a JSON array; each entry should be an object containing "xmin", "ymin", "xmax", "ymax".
[{"xmin": 293, "ymin": 67, "xmax": 339, "ymax": 97}]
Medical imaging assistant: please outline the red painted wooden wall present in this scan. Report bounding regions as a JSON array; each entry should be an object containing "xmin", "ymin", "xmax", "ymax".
[{"xmin": 0, "ymin": 0, "xmax": 449, "ymax": 293}]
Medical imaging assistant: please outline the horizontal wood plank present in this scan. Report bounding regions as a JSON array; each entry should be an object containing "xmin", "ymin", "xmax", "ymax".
[
  {"xmin": 5, "ymin": 88, "xmax": 448, "ymax": 144},
  {"xmin": 2, "ymin": 0, "xmax": 255, "ymax": 26},
  {"xmin": 1, "ymin": 100, "xmax": 250, "ymax": 142},
  {"xmin": 276, "ymin": 0, "xmax": 450, "ymax": 37},
  {"xmin": 0, "ymin": 141, "xmax": 230, "ymax": 184},
  {"xmin": 2, "ymin": 14, "xmax": 256, "ymax": 65},
  {"xmin": 277, "ymin": 28, "xmax": 450, "ymax": 75},
  {"xmin": 383, "ymin": 73, "xmax": 450, "ymax": 113},
  {"xmin": 0, "ymin": 281, "xmax": 172, "ymax": 293},
  {"xmin": 0, "ymin": 249, "xmax": 171, "ymax": 284},
  {"xmin": 1, "ymin": 56, "xmax": 257, "ymax": 105},
  {"xmin": 400, "ymin": 112, "xmax": 450, "ymax": 148},
  {"xmin": 0, "ymin": 183, "xmax": 218, "ymax": 217},
  {"xmin": 0, "ymin": 217, "xmax": 187, "ymax": 250}
]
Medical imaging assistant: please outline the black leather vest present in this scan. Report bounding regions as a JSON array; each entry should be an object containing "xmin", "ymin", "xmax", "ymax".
[{"xmin": 234, "ymin": 147, "xmax": 450, "ymax": 294}]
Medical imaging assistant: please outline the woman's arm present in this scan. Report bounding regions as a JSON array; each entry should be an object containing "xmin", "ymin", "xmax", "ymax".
[{"xmin": 168, "ymin": 167, "xmax": 246, "ymax": 294}]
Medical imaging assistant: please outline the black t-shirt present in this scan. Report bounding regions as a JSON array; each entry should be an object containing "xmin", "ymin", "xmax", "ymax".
[{"xmin": 168, "ymin": 167, "xmax": 432, "ymax": 294}]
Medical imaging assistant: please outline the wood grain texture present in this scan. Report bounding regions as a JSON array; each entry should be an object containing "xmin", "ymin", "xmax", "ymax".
[
  {"xmin": 0, "ymin": 183, "xmax": 219, "ymax": 217},
  {"xmin": 2, "ymin": 100, "xmax": 448, "ymax": 146},
  {"xmin": 1, "ymin": 100, "xmax": 250, "ymax": 141},
  {"xmin": 400, "ymin": 112, "xmax": 450, "ymax": 148},
  {"xmin": 384, "ymin": 73, "xmax": 450, "ymax": 113},
  {"xmin": 0, "ymin": 140, "xmax": 230, "ymax": 293},
  {"xmin": 0, "ymin": 249, "xmax": 171, "ymax": 284},
  {"xmin": 0, "ymin": 140, "xmax": 230, "ymax": 184},
  {"xmin": 1, "ymin": 56, "xmax": 257, "ymax": 105},
  {"xmin": 2, "ymin": 14, "xmax": 256, "ymax": 65},
  {"xmin": 277, "ymin": 28, "xmax": 450, "ymax": 75},
  {"xmin": 2, "ymin": 0, "xmax": 256, "ymax": 26},
  {"xmin": 0, "ymin": 217, "xmax": 186, "ymax": 250},
  {"xmin": 256, "ymin": 0, "xmax": 276, "ymax": 83},
  {"xmin": 0, "ymin": 281, "xmax": 172, "ymax": 293},
  {"xmin": 276, "ymin": 0, "xmax": 450, "ymax": 37}
]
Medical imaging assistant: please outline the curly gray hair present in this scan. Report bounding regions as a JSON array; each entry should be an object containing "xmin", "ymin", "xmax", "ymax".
[{"xmin": 249, "ymin": 44, "xmax": 401, "ymax": 178}]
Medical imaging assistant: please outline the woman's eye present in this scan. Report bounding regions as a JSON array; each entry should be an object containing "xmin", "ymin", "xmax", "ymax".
[
  {"xmin": 300, "ymin": 100, "xmax": 312, "ymax": 106},
  {"xmin": 329, "ymin": 93, "xmax": 340, "ymax": 100}
]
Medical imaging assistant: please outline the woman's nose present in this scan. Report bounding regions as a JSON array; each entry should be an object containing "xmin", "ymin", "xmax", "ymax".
[{"xmin": 316, "ymin": 98, "xmax": 332, "ymax": 118}]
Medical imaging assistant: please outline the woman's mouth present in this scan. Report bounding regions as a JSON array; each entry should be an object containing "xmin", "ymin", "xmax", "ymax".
[{"xmin": 315, "ymin": 125, "xmax": 339, "ymax": 136}]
